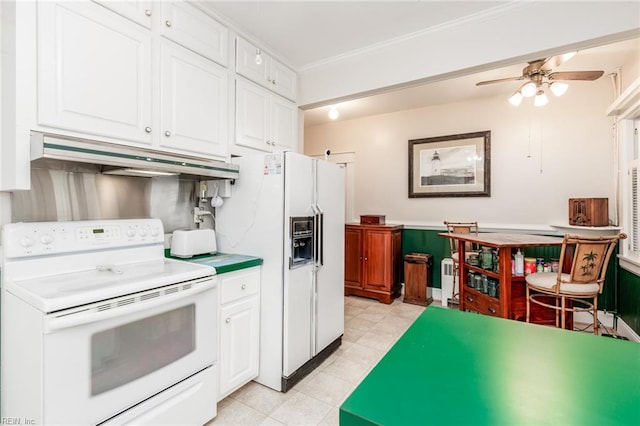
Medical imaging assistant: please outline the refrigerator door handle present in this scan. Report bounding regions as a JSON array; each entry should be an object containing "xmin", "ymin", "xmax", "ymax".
[{"xmin": 318, "ymin": 212, "xmax": 324, "ymax": 266}]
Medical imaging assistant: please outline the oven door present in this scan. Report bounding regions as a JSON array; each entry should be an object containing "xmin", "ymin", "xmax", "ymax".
[{"xmin": 42, "ymin": 277, "xmax": 217, "ymax": 425}]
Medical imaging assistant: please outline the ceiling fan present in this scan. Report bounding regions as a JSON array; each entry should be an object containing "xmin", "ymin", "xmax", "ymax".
[{"xmin": 476, "ymin": 52, "xmax": 605, "ymax": 106}]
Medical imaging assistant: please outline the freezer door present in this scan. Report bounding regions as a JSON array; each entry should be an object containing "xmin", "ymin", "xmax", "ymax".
[
  {"xmin": 314, "ymin": 159, "xmax": 345, "ymax": 354},
  {"xmin": 282, "ymin": 264, "xmax": 314, "ymax": 376}
]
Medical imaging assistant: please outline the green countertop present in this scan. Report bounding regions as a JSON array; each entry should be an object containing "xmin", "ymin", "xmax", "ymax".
[
  {"xmin": 340, "ymin": 307, "xmax": 640, "ymax": 425},
  {"xmin": 165, "ymin": 250, "xmax": 262, "ymax": 274}
]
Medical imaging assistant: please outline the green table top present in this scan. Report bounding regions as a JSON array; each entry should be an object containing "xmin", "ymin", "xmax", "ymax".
[
  {"xmin": 340, "ymin": 307, "xmax": 640, "ymax": 425},
  {"xmin": 165, "ymin": 250, "xmax": 262, "ymax": 274}
]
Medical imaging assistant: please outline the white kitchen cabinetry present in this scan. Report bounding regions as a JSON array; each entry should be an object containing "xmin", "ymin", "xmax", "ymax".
[
  {"xmin": 93, "ymin": 0, "xmax": 153, "ymax": 29},
  {"xmin": 35, "ymin": 0, "xmax": 229, "ymax": 159},
  {"xmin": 159, "ymin": 1, "xmax": 228, "ymax": 66},
  {"xmin": 236, "ymin": 37, "xmax": 297, "ymax": 101},
  {"xmin": 160, "ymin": 40, "xmax": 228, "ymax": 156},
  {"xmin": 38, "ymin": 1, "xmax": 153, "ymax": 145},
  {"xmin": 95, "ymin": 0, "xmax": 228, "ymax": 65},
  {"xmin": 236, "ymin": 78, "xmax": 297, "ymax": 152},
  {"xmin": 218, "ymin": 267, "xmax": 261, "ymax": 401}
]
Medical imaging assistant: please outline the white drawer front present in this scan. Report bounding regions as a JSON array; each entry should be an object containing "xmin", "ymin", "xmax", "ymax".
[{"xmin": 220, "ymin": 268, "xmax": 260, "ymax": 304}]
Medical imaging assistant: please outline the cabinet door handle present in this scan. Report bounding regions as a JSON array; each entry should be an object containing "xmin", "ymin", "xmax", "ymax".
[
  {"xmin": 488, "ymin": 307, "xmax": 497, "ymax": 314},
  {"xmin": 364, "ymin": 257, "xmax": 368, "ymax": 261},
  {"xmin": 272, "ymin": 80, "xmax": 276, "ymax": 85},
  {"xmin": 241, "ymin": 284, "xmax": 246, "ymax": 290},
  {"xmin": 225, "ymin": 317, "xmax": 231, "ymax": 323},
  {"xmin": 165, "ymin": 20, "xmax": 172, "ymax": 27},
  {"xmin": 145, "ymin": 126, "xmax": 152, "ymax": 133},
  {"xmin": 145, "ymin": 9, "xmax": 152, "ymax": 16},
  {"xmin": 466, "ymin": 296, "xmax": 474, "ymax": 302},
  {"xmin": 164, "ymin": 130, "xmax": 171, "ymax": 137}
]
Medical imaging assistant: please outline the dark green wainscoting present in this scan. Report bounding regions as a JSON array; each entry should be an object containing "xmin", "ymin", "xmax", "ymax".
[
  {"xmin": 617, "ymin": 268, "xmax": 640, "ymax": 334},
  {"xmin": 401, "ymin": 228, "xmax": 619, "ymax": 313}
]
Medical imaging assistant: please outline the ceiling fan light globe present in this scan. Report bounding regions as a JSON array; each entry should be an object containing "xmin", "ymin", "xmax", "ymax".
[
  {"xmin": 521, "ymin": 82, "xmax": 537, "ymax": 97},
  {"xmin": 508, "ymin": 91, "xmax": 523, "ymax": 106},
  {"xmin": 328, "ymin": 107, "xmax": 339, "ymax": 120},
  {"xmin": 550, "ymin": 82, "xmax": 569, "ymax": 97},
  {"xmin": 534, "ymin": 91, "xmax": 549, "ymax": 107}
]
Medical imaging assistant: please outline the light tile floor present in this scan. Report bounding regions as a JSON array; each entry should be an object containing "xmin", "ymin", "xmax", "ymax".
[{"xmin": 208, "ymin": 295, "xmax": 426, "ymax": 426}]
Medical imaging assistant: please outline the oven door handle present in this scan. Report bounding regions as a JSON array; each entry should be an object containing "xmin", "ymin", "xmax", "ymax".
[{"xmin": 44, "ymin": 279, "xmax": 216, "ymax": 333}]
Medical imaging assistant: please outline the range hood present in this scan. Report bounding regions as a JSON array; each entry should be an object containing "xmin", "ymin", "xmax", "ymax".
[{"xmin": 30, "ymin": 131, "xmax": 239, "ymax": 180}]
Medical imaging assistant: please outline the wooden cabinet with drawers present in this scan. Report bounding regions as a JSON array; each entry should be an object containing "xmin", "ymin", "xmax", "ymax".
[{"xmin": 344, "ymin": 224, "xmax": 403, "ymax": 304}]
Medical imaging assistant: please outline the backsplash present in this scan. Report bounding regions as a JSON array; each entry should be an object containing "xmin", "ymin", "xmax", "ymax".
[{"xmin": 11, "ymin": 160, "xmax": 205, "ymax": 233}]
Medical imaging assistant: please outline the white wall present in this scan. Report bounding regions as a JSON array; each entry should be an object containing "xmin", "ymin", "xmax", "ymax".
[{"xmin": 304, "ymin": 75, "xmax": 618, "ymax": 229}]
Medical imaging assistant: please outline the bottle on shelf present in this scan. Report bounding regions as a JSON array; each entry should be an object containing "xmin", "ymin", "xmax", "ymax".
[{"xmin": 514, "ymin": 248, "xmax": 524, "ymax": 276}]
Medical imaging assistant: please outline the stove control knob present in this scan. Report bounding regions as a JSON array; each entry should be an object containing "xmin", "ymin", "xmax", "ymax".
[
  {"xmin": 40, "ymin": 234, "xmax": 54, "ymax": 245},
  {"xmin": 150, "ymin": 227, "xmax": 160, "ymax": 237},
  {"xmin": 138, "ymin": 228, "xmax": 148, "ymax": 237},
  {"xmin": 20, "ymin": 236, "xmax": 34, "ymax": 247},
  {"xmin": 126, "ymin": 227, "xmax": 136, "ymax": 238}
]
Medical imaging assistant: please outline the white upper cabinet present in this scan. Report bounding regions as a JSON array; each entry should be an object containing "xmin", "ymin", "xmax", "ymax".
[
  {"xmin": 235, "ymin": 37, "xmax": 269, "ymax": 86},
  {"xmin": 38, "ymin": 1, "xmax": 153, "ymax": 145},
  {"xmin": 236, "ymin": 78, "xmax": 297, "ymax": 153},
  {"xmin": 160, "ymin": 40, "xmax": 228, "ymax": 157},
  {"xmin": 94, "ymin": 0, "xmax": 229, "ymax": 66},
  {"xmin": 160, "ymin": 1, "xmax": 228, "ymax": 66},
  {"xmin": 270, "ymin": 96, "xmax": 297, "ymax": 152},
  {"xmin": 269, "ymin": 59, "xmax": 297, "ymax": 102},
  {"xmin": 236, "ymin": 37, "xmax": 297, "ymax": 101},
  {"xmin": 34, "ymin": 0, "xmax": 230, "ymax": 160},
  {"xmin": 93, "ymin": 0, "xmax": 153, "ymax": 29}
]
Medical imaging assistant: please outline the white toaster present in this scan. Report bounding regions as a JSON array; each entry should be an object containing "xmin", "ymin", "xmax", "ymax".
[{"xmin": 170, "ymin": 228, "xmax": 217, "ymax": 258}]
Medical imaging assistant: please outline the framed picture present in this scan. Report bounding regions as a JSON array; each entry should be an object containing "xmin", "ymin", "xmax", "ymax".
[{"xmin": 408, "ymin": 130, "xmax": 491, "ymax": 198}]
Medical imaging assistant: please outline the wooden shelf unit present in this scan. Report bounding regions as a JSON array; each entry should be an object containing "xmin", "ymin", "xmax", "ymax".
[{"xmin": 443, "ymin": 232, "xmax": 571, "ymax": 327}]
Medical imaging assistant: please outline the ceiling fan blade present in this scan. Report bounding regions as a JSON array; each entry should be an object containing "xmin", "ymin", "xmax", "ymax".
[
  {"xmin": 548, "ymin": 70, "xmax": 604, "ymax": 81},
  {"xmin": 476, "ymin": 76, "xmax": 525, "ymax": 86},
  {"xmin": 539, "ymin": 52, "xmax": 577, "ymax": 70}
]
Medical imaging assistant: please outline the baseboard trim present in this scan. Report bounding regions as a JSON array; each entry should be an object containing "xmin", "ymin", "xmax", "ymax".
[{"xmin": 616, "ymin": 318, "xmax": 640, "ymax": 342}]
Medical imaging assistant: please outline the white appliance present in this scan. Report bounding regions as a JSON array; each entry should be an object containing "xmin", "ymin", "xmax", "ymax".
[
  {"xmin": 216, "ymin": 152, "xmax": 345, "ymax": 392},
  {"xmin": 170, "ymin": 228, "xmax": 218, "ymax": 258},
  {"xmin": 0, "ymin": 219, "xmax": 218, "ymax": 425},
  {"xmin": 441, "ymin": 258, "xmax": 455, "ymax": 307}
]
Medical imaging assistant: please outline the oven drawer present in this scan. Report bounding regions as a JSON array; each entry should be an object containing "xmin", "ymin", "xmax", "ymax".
[{"xmin": 219, "ymin": 267, "xmax": 260, "ymax": 304}]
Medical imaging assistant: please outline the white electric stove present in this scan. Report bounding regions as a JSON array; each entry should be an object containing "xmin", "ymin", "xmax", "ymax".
[{"xmin": 1, "ymin": 218, "xmax": 219, "ymax": 425}]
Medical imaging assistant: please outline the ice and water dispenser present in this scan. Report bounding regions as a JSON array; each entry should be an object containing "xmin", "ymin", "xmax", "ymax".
[{"xmin": 289, "ymin": 216, "xmax": 314, "ymax": 268}]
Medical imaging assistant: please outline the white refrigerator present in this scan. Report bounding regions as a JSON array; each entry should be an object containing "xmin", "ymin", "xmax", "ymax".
[{"xmin": 216, "ymin": 152, "xmax": 345, "ymax": 392}]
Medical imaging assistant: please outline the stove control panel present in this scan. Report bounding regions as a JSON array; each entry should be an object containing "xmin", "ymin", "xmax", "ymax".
[{"xmin": 2, "ymin": 219, "xmax": 164, "ymax": 258}]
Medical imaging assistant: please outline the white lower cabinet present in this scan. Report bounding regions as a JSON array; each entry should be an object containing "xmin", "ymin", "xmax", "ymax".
[
  {"xmin": 217, "ymin": 267, "xmax": 260, "ymax": 401},
  {"xmin": 235, "ymin": 78, "xmax": 297, "ymax": 153}
]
